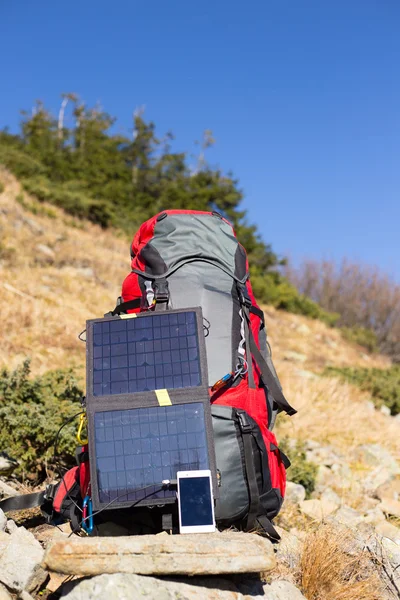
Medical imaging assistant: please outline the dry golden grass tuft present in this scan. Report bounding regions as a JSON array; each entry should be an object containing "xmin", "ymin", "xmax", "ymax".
[
  {"xmin": 301, "ymin": 524, "xmax": 384, "ymax": 600},
  {"xmin": 275, "ymin": 374, "xmax": 400, "ymax": 460}
]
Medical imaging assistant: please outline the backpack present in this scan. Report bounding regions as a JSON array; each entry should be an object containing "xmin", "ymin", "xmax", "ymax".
[
  {"xmin": 111, "ymin": 209, "xmax": 296, "ymax": 538},
  {"xmin": 0, "ymin": 210, "xmax": 295, "ymax": 540}
]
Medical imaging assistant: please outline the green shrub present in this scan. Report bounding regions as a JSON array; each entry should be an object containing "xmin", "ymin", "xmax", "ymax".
[
  {"xmin": 340, "ymin": 326, "xmax": 378, "ymax": 353},
  {"xmin": 21, "ymin": 176, "xmax": 114, "ymax": 228},
  {"xmin": 279, "ymin": 437, "xmax": 318, "ymax": 497},
  {"xmin": 0, "ymin": 145, "xmax": 47, "ymax": 179},
  {"xmin": 0, "ymin": 360, "xmax": 83, "ymax": 480},
  {"xmin": 324, "ymin": 365, "xmax": 400, "ymax": 415},
  {"xmin": 0, "ymin": 181, "xmax": 5, "ymax": 194}
]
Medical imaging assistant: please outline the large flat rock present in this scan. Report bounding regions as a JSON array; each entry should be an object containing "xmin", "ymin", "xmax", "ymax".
[
  {"xmin": 44, "ymin": 532, "xmax": 275, "ymax": 577},
  {"xmin": 61, "ymin": 574, "xmax": 306, "ymax": 600}
]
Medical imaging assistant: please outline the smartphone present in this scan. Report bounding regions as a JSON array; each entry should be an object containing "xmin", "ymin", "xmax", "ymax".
[{"xmin": 177, "ymin": 470, "xmax": 216, "ymax": 534}]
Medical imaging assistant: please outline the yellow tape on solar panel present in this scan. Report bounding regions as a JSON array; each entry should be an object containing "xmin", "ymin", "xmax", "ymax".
[{"xmin": 155, "ymin": 389, "xmax": 172, "ymax": 406}]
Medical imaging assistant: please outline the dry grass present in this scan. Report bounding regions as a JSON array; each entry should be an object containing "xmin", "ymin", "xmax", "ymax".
[
  {"xmin": 275, "ymin": 375, "xmax": 400, "ymax": 460},
  {"xmin": 0, "ymin": 168, "xmax": 128, "ymax": 378},
  {"xmin": 301, "ymin": 524, "xmax": 384, "ymax": 600}
]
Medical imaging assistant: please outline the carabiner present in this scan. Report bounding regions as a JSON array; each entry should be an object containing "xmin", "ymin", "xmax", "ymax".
[
  {"xmin": 77, "ymin": 412, "xmax": 88, "ymax": 445},
  {"xmin": 82, "ymin": 495, "xmax": 94, "ymax": 534}
]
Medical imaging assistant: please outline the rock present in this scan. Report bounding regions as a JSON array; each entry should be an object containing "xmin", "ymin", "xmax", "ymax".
[
  {"xmin": 299, "ymin": 499, "xmax": 338, "ymax": 522},
  {"xmin": 61, "ymin": 573, "xmax": 307, "ymax": 600},
  {"xmin": 330, "ymin": 462, "xmax": 353, "ymax": 488},
  {"xmin": 294, "ymin": 369, "xmax": 317, "ymax": 380},
  {"xmin": 0, "ymin": 510, "xmax": 6, "ymax": 532},
  {"xmin": 283, "ymin": 351, "xmax": 307, "ymax": 363},
  {"xmin": 19, "ymin": 592, "xmax": 36, "ymax": 600},
  {"xmin": 375, "ymin": 478, "xmax": 400, "ymax": 501},
  {"xmin": 380, "ymin": 405, "xmax": 391, "ymax": 416},
  {"xmin": 46, "ymin": 571, "xmax": 72, "ymax": 593},
  {"xmin": 44, "ymin": 532, "xmax": 275, "ymax": 577},
  {"xmin": 275, "ymin": 527, "xmax": 303, "ymax": 570},
  {"xmin": 21, "ymin": 216, "xmax": 44, "ymax": 234},
  {"xmin": 306, "ymin": 446, "xmax": 343, "ymax": 468},
  {"xmin": 61, "ymin": 266, "xmax": 95, "ymax": 279},
  {"xmin": 32, "ymin": 522, "xmax": 71, "ymax": 546},
  {"xmin": 375, "ymin": 521, "xmax": 400, "ymax": 544},
  {"xmin": 284, "ymin": 482, "xmax": 306, "ymax": 505},
  {"xmin": 330, "ymin": 506, "xmax": 363, "ymax": 528},
  {"xmin": 263, "ymin": 580, "xmax": 307, "ymax": 599},
  {"xmin": 379, "ymin": 497, "xmax": 400, "ymax": 518},
  {"xmin": 355, "ymin": 445, "xmax": 400, "ymax": 475},
  {"xmin": 36, "ymin": 244, "xmax": 55, "ymax": 259},
  {"xmin": 314, "ymin": 465, "xmax": 332, "ymax": 489},
  {"xmin": 5, "ymin": 520, "xmax": 17, "ymax": 534},
  {"xmin": 320, "ymin": 488, "xmax": 341, "ymax": 508},
  {"xmin": 62, "ymin": 573, "xmax": 242, "ymax": 600},
  {"xmin": 0, "ymin": 479, "xmax": 19, "ymax": 497},
  {"xmin": 0, "ymin": 526, "xmax": 47, "ymax": 593},
  {"xmin": 74, "ymin": 267, "xmax": 94, "ymax": 278},
  {"xmin": 364, "ymin": 506, "xmax": 386, "ymax": 525},
  {"xmin": 0, "ymin": 584, "xmax": 12, "ymax": 600},
  {"xmin": 297, "ymin": 323, "xmax": 311, "ymax": 335},
  {"xmin": 363, "ymin": 467, "xmax": 394, "ymax": 494}
]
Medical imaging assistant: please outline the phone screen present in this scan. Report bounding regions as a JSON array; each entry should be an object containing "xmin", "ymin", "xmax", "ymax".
[{"xmin": 179, "ymin": 476, "xmax": 213, "ymax": 527}]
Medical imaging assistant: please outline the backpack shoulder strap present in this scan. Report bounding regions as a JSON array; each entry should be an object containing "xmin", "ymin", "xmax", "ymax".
[{"xmin": 237, "ymin": 284, "xmax": 297, "ymax": 417}]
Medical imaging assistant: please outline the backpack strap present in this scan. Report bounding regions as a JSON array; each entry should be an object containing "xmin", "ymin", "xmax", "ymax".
[
  {"xmin": 237, "ymin": 283, "xmax": 297, "ymax": 417},
  {"xmin": 237, "ymin": 410, "xmax": 281, "ymax": 542},
  {"xmin": 255, "ymin": 515, "xmax": 281, "ymax": 542},
  {"xmin": 0, "ymin": 484, "xmax": 56, "ymax": 513},
  {"xmin": 239, "ymin": 414, "xmax": 260, "ymax": 529},
  {"xmin": 109, "ymin": 298, "xmax": 141, "ymax": 315}
]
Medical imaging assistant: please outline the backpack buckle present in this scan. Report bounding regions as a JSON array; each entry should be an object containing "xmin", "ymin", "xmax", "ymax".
[
  {"xmin": 237, "ymin": 283, "xmax": 252, "ymax": 308},
  {"xmin": 153, "ymin": 279, "xmax": 169, "ymax": 303},
  {"xmin": 237, "ymin": 410, "xmax": 252, "ymax": 433},
  {"xmin": 44, "ymin": 483, "xmax": 57, "ymax": 502}
]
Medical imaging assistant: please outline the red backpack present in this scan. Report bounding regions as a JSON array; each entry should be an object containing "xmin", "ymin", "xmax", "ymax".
[{"xmin": 112, "ymin": 209, "xmax": 296, "ymax": 538}]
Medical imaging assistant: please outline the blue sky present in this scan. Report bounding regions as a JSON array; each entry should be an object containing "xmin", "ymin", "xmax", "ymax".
[{"xmin": 1, "ymin": 1, "xmax": 399, "ymax": 277}]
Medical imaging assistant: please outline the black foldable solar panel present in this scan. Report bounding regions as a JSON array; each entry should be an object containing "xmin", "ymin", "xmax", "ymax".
[
  {"xmin": 93, "ymin": 403, "xmax": 209, "ymax": 506},
  {"xmin": 87, "ymin": 309, "xmax": 205, "ymax": 398}
]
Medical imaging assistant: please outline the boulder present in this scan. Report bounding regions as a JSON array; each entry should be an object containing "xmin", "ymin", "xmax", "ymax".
[
  {"xmin": 379, "ymin": 498, "xmax": 400, "ymax": 519},
  {"xmin": 330, "ymin": 506, "xmax": 363, "ymax": 528},
  {"xmin": 299, "ymin": 499, "xmax": 338, "ymax": 522},
  {"xmin": 0, "ymin": 526, "xmax": 47, "ymax": 593},
  {"xmin": 263, "ymin": 580, "xmax": 307, "ymax": 599},
  {"xmin": 44, "ymin": 532, "xmax": 275, "ymax": 577},
  {"xmin": 283, "ymin": 351, "xmax": 307, "ymax": 363},
  {"xmin": 320, "ymin": 488, "xmax": 341, "ymax": 508},
  {"xmin": 274, "ymin": 527, "xmax": 303, "ymax": 570},
  {"xmin": 0, "ymin": 510, "xmax": 6, "ymax": 532},
  {"xmin": 375, "ymin": 478, "xmax": 400, "ymax": 502},
  {"xmin": 375, "ymin": 521, "xmax": 400, "ymax": 544},
  {"xmin": 355, "ymin": 445, "xmax": 400, "ymax": 475},
  {"xmin": 0, "ymin": 585, "xmax": 12, "ymax": 600},
  {"xmin": 363, "ymin": 506, "xmax": 386, "ymax": 525},
  {"xmin": 36, "ymin": 244, "xmax": 55, "ymax": 259},
  {"xmin": 284, "ymin": 482, "xmax": 306, "ymax": 505},
  {"xmin": 5, "ymin": 520, "xmax": 17, "ymax": 534},
  {"xmin": 61, "ymin": 573, "xmax": 306, "ymax": 600}
]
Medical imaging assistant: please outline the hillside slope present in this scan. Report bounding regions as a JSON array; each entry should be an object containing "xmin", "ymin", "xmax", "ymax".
[
  {"xmin": 1, "ymin": 166, "xmax": 397, "ymax": 457},
  {"xmin": 2, "ymin": 168, "xmax": 400, "ymax": 598}
]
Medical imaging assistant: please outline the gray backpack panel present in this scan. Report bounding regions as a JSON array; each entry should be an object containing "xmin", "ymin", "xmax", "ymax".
[{"xmin": 165, "ymin": 261, "xmax": 236, "ymax": 385}]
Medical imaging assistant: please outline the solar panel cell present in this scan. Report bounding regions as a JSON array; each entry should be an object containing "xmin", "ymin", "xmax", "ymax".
[
  {"xmin": 91, "ymin": 311, "xmax": 202, "ymax": 396},
  {"xmin": 94, "ymin": 403, "xmax": 209, "ymax": 504}
]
